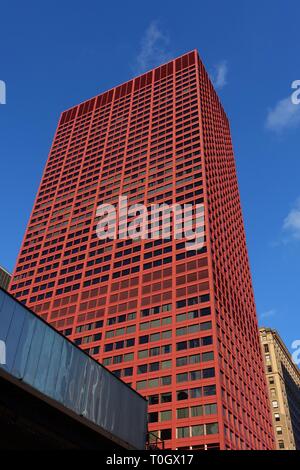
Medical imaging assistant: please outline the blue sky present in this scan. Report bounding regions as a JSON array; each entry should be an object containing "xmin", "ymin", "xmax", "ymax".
[{"xmin": 0, "ymin": 1, "xmax": 300, "ymax": 351}]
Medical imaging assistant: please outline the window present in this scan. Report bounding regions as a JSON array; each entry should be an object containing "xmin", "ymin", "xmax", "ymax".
[
  {"xmin": 274, "ymin": 413, "xmax": 280, "ymax": 422},
  {"xmin": 160, "ymin": 410, "xmax": 172, "ymax": 421},
  {"xmin": 139, "ymin": 335, "xmax": 149, "ymax": 344},
  {"xmin": 161, "ymin": 376, "xmax": 172, "ymax": 386},
  {"xmin": 176, "ymin": 356, "xmax": 187, "ymax": 367},
  {"xmin": 138, "ymin": 364, "xmax": 147, "ymax": 374},
  {"xmin": 138, "ymin": 350, "xmax": 148, "ymax": 359},
  {"xmin": 202, "ymin": 351, "xmax": 214, "ymax": 362},
  {"xmin": 202, "ymin": 336, "xmax": 213, "ymax": 346},
  {"xmin": 124, "ymin": 352, "xmax": 134, "ymax": 361},
  {"xmin": 192, "ymin": 425, "xmax": 204, "ymax": 436},
  {"xmin": 150, "ymin": 347, "xmax": 160, "ymax": 356},
  {"xmin": 150, "ymin": 333, "xmax": 160, "ymax": 342},
  {"xmin": 160, "ymin": 429, "xmax": 172, "ymax": 440},
  {"xmin": 127, "ymin": 325, "xmax": 136, "ymax": 334},
  {"xmin": 177, "ymin": 427, "xmax": 189, "ymax": 438},
  {"xmin": 177, "ymin": 408, "xmax": 189, "ymax": 419},
  {"xmin": 176, "ymin": 327, "xmax": 186, "ymax": 336},
  {"xmin": 162, "ymin": 344, "xmax": 172, "ymax": 354},
  {"xmin": 176, "ymin": 313, "xmax": 186, "ymax": 322},
  {"xmin": 148, "ymin": 378, "xmax": 159, "ymax": 388},
  {"xmin": 113, "ymin": 355, "xmax": 122, "ymax": 364},
  {"xmin": 161, "ymin": 392, "xmax": 172, "ymax": 403},
  {"xmin": 162, "ymin": 330, "xmax": 172, "ymax": 339},
  {"xmin": 206, "ymin": 423, "xmax": 219, "ymax": 435},
  {"xmin": 202, "ymin": 367, "xmax": 215, "ymax": 379},
  {"xmin": 278, "ymin": 440, "xmax": 285, "ymax": 449},
  {"xmin": 202, "ymin": 385, "xmax": 216, "ymax": 396},
  {"xmin": 161, "ymin": 360, "xmax": 172, "ymax": 369},
  {"xmin": 272, "ymin": 400, "xmax": 278, "ymax": 408},
  {"xmin": 264, "ymin": 344, "xmax": 269, "ymax": 353},
  {"xmin": 201, "ymin": 321, "xmax": 212, "ymax": 331},
  {"xmin": 124, "ymin": 367, "xmax": 133, "ymax": 376},
  {"xmin": 188, "ymin": 325, "xmax": 199, "ymax": 334},
  {"xmin": 276, "ymin": 426, "xmax": 283, "ymax": 435},
  {"xmin": 177, "ymin": 341, "xmax": 187, "ymax": 351},
  {"xmin": 204, "ymin": 403, "xmax": 217, "ymax": 415},
  {"xmin": 149, "ymin": 395, "xmax": 159, "ymax": 405},
  {"xmin": 136, "ymin": 380, "xmax": 147, "ymax": 390},
  {"xmin": 177, "ymin": 372, "xmax": 188, "ymax": 383},
  {"xmin": 177, "ymin": 390, "xmax": 188, "ymax": 401},
  {"xmin": 190, "ymin": 387, "xmax": 202, "ymax": 398},
  {"xmin": 191, "ymin": 405, "xmax": 203, "ymax": 417},
  {"xmin": 189, "ymin": 354, "xmax": 201, "ymax": 364},
  {"xmin": 189, "ymin": 339, "xmax": 200, "ymax": 348},
  {"xmin": 190, "ymin": 370, "xmax": 201, "ymax": 381},
  {"xmin": 148, "ymin": 412, "xmax": 158, "ymax": 423}
]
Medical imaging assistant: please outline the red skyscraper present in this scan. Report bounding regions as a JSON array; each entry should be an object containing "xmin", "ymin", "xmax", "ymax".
[{"xmin": 10, "ymin": 50, "xmax": 274, "ymax": 450}]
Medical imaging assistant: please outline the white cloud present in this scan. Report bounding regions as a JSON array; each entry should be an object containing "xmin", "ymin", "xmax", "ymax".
[
  {"xmin": 266, "ymin": 96, "xmax": 300, "ymax": 132},
  {"xmin": 283, "ymin": 198, "xmax": 300, "ymax": 240},
  {"xmin": 212, "ymin": 61, "xmax": 228, "ymax": 90},
  {"xmin": 260, "ymin": 309, "xmax": 276, "ymax": 320},
  {"xmin": 135, "ymin": 21, "xmax": 171, "ymax": 74}
]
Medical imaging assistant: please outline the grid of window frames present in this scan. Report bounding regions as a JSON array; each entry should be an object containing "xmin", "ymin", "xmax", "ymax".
[{"xmin": 10, "ymin": 50, "xmax": 274, "ymax": 450}]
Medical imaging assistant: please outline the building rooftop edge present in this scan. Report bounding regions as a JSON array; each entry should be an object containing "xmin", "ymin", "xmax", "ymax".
[
  {"xmin": 0, "ymin": 265, "xmax": 11, "ymax": 276},
  {"xmin": 59, "ymin": 49, "xmax": 200, "ymax": 116},
  {"xmin": 259, "ymin": 326, "xmax": 300, "ymax": 377},
  {"xmin": 0, "ymin": 286, "xmax": 147, "ymax": 402}
]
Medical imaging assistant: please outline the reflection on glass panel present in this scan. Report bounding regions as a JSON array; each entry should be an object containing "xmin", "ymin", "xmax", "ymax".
[
  {"xmin": 11, "ymin": 313, "xmax": 37, "ymax": 379},
  {"xmin": 33, "ymin": 327, "xmax": 56, "ymax": 393},
  {"xmin": 55, "ymin": 339, "xmax": 75, "ymax": 404},
  {"xmin": 0, "ymin": 291, "xmax": 147, "ymax": 450},
  {"xmin": 0, "ymin": 293, "xmax": 16, "ymax": 340},
  {"xmin": 4, "ymin": 305, "xmax": 26, "ymax": 372},
  {"xmin": 23, "ymin": 321, "xmax": 47, "ymax": 385},
  {"xmin": 44, "ymin": 334, "xmax": 64, "ymax": 397}
]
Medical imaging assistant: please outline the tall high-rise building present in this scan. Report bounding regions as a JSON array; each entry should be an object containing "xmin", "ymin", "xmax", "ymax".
[
  {"xmin": 10, "ymin": 50, "xmax": 274, "ymax": 450},
  {"xmin": 260, "ymin": 327, "xmax": 300, "ymax": 450},
  {"xmin": 0, "ymin": 265, "xmax": 11, "ymax": 291}
]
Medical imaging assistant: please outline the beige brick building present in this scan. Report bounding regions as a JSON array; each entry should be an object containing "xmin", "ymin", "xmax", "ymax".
[
  {"xmin": 0, "ymin": 265, "xmax": 11, "ymax": 291},
  {"xmin": 260, "ymin": 327, "xmax": 300, "ymax": 450}
]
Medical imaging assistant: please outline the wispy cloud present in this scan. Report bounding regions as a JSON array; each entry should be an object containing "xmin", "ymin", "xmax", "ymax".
[
  {"xmin": 266, "ymin": 96, "xmax": 300, "ymax": 132},
  {"xmin": 260, "ymin": 309, "xmax": 276, "ymax": 320},
  {"xmin": 212, "ymin": 61, "xmax": 228, "ymax": 90},
  {"xmin": 283, "ymin": 198, "xmax": 300, "ymax": 240},
  {"xmin": 134, "ymin": 21, "xmax": 171, "ymax": 74}
]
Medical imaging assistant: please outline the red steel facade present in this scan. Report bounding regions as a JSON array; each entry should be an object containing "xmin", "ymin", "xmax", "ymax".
[{"xmin": 10, "ymin": 50, "xmax": 274, "ymax": 450}]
